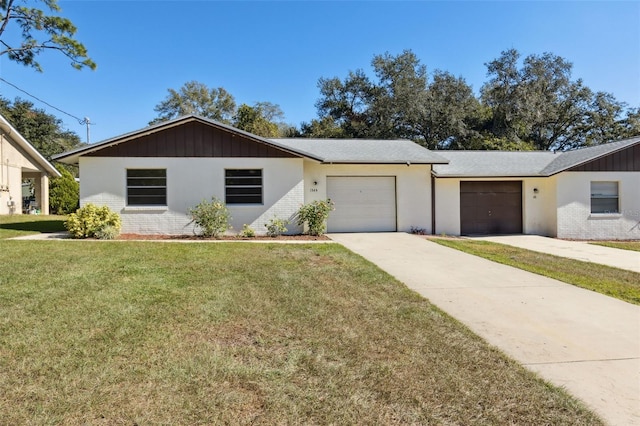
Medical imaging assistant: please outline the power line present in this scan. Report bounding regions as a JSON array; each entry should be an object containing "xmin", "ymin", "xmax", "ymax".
[{"xmin": 0, "ymin": 77, "xmax": 90, "ymax": 125}]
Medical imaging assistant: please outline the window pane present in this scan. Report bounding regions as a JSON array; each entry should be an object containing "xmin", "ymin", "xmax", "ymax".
[
  {"xmin": 127, "ymin": 178, "xmax": 166, "ymax": 187},
  {"xmin": 590, "ymin": 181, "xmax": 619, "ymax": 214},
  {"xmin": 127, "ymin": 169, "xmax": 166, "ymax": 178},
  {"xmin": 225, "ymin": 169, "xmax": 262, "ymax": 204},
  {"xmin": 591, "ymin": 198, "xmax": 619, "ymax": 214},
  {"xmin": 226, "ymin": 187, "xmax": 262, "ymax": 195},
  {"xmin": 127, "ymin": 169, "xmax": 167, "ymax": 206},
  {"xmin": 225, "ymin": 177, "xmax": 262, "ymax": 186},
  {"xmin": 128, "ymin": 187, "xmax": 166, "ymax": 196},
  {"xmin": 225, "ymin": 169, "xmax": 262, "ymax": 178},
  {"xmin": 591, "ymin": 181, "xmax": 618, "ymax": 197}
]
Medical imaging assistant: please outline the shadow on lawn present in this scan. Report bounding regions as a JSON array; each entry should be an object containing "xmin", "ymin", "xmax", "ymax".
[{"xmin": 0, "ymin": 220, "xmax": 66, "ymax": 233}]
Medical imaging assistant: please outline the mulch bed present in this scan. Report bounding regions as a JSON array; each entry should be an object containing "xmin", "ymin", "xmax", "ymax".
[{"xmin": 118, "ymin": 233, "xmax": 330, "ymax": 241}]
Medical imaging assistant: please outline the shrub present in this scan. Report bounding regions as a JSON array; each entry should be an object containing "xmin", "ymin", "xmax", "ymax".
[
  {"xmin": 265, "ymin": 217, "xmax": 288, "ymax": 237},
  {"xmin": 188, "ymin": 197, "xmax": 231, "ymax": 238},
  {"xmin": 94, "ymin": 225, "xmax": 120, "ymax": 240},
  {"xmin": 295, "ymin": 199, "xmax": 335, "ymax": 236},
  {"xmin": 65, "ymin": 204, "xmax": 121, "ymax": 239},
  {"xmin": 49, "ymin": 165, "xmax": 79, "ymax": 214},
  {"xmin": 239, "ymin": 224, "xmax": 255, "ymax": 238}
]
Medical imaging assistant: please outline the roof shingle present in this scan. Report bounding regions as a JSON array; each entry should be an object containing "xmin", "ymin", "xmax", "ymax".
[
  {"xmin": 432, "ymin": 136, "xmax": 640, "ymax": 177},
  {"xmin": 269, "ymin": 138, "xmax": 449, "ymax": 164}
]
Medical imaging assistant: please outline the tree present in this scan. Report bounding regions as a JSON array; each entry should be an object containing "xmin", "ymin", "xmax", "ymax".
[
  {"xmin": 49, "ymin": 164, "xmax": 79, "ymax": 214},
  {"xmin": 299, "ymin": 116, "xmax": 345, "ymax": 138},
  {"xmin": 369, "ymin": 50, "xmax": 427, "ymax": 140},
  {"xmin": 480, "ymin": 49, "xmax": 637, "ymax": 150},
  {"xmin": 233, "ymin": 103, "xmax": 281, "ymax": 137},
  {"xmin": 618, "ymin": 107, "xmax": 640, "ymax": 137},
  {"xmin": 314, "ymin": 50, "xmax": 481, "ymax": 148},
  {"xmin": 316, "ymin": 69, "xmax": 377, "ymax": 138},
  {"xmin": 151, "ymin": 81, "xmax": 237, "ymax": 124},
  {"xmin": 0, "ymin": 0, "xmax": 95, "ymax": 71},
  {"xmin": 0, "ymin": 96, "xmax": 83, "ymax": 159},
  {"xmin": 416, "ymin": 71, "xmax": 482, "ymax": 149}
]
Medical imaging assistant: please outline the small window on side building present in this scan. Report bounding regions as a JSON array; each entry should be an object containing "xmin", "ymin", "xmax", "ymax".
[{"xmin": 590, "ymin": 181, "xmax": 618, "ymax": 214}]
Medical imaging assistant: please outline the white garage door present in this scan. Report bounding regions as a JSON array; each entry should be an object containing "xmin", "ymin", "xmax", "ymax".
[{"xmin": 327, "ymin": 176, "xmax": 397, "ymax": 233}]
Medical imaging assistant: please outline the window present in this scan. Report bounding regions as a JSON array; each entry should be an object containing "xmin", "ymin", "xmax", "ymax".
[
  {"xmin": 225, "ymin": 169, "xmax": 262, "ymax": 204},
  {"xmin": 590, "ymin": 181, "xmax": 618, "ymax": 214},
  {"xmin": 127, "ymin": 169, "xmax": 167, "ymax": 205}
]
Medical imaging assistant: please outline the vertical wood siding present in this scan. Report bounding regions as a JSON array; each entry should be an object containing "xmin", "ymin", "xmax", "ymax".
[
  {"xmin": 87, "ymin": 121, "xmax": 298, "ymax": 158},
  {"xmin": 568, "ymin": 144, "xmax": 640, "ymax": 172}
]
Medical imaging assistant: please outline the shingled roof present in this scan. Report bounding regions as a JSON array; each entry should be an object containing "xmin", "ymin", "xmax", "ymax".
[
  {"xmin": 432, "ymin": 136, "xmax": 640, "ymax": 177},
  {"xmin": 53, "ymin": 115, "xmax": 448, "ymax": 165},
  {"xmin": 270, "ymin": 138, "xmax": 449, "ymax": 164}
]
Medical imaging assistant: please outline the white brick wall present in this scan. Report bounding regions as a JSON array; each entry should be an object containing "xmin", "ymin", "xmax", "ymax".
[
  {"xmin": 556, "ymin": 172, "xmax": 640, "ymax": 240},
  {"xmin": 79, "ymin": 157, "xmax": 305, "ymax": 235}
]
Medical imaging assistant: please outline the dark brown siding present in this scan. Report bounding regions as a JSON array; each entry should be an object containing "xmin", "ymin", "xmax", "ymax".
[
  {"xmin": 460, "ymin": 181, "xmax": 523, "ymax": 235},
  {"xmin": 87, "ymin": 121, "xmax": 297, "ymax": 158},
  {"xmin": 568, "ymin": 144, "xmax": 640, "ymax": 172}
]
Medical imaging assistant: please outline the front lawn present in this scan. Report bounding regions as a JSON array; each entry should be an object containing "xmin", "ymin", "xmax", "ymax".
[
  {"xmin": 0, "ymin": 241, "xmax": 601, "ymax": 424},
  {"xmin": 432, "ymin": 238, "xmax": 640, "ymax": 305},
  {"xmin": 590, "ymin": 241, "xmax": 640, "ymax": 252},
  {"xmin": 0, "ymin": 214, "xmax": 66, "ymax": 239}
]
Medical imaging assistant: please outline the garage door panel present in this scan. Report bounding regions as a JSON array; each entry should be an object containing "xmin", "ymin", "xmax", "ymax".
[
  {"xmin": 327, "ymin": 177, "xmax": 396, "ymax": 233},
  {"xmin": 460, "ymin": 181, "xmax": 522, "ymax": 235}
]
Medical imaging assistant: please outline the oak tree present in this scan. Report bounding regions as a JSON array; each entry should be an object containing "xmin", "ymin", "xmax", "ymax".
[{"xmin": 151, "ymin": 81, "xmax": 237, "ymax": 125}]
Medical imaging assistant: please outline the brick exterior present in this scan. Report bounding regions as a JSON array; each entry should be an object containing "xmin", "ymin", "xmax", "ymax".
[
  {"xmin": 556, "ymin": 172, "xmax": 640, "ymax": 240},
  {"xmin": 79, "ymin": 157, "xmax": 304, "ymax": 235}
]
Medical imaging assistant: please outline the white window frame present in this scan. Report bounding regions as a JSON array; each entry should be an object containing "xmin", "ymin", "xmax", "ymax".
[{"xmin": 590, "ymin": 181, "xmax": 619, "ymax": 214}]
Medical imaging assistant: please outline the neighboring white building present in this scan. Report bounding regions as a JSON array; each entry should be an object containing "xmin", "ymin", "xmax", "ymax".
[
  {"xmin": 432, "ymin": 137, "xmax": 640, "ymax": 240},
  {"xmin": 53, "ymin": 115, "xmax": 640, "ymax": 240},
  {"xmin": 0, "ymin": 114, "xmax": 61, "ymax": 215}
]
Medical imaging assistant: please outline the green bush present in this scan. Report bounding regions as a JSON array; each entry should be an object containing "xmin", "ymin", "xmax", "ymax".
[
  {"xmin": 295, "ymin": 199, "xmax": 335, "ymax": 236},
  {"xmin": 265, "ymin": 216, "xmax": 289, "ymax": 237},
  {"xmin": 65, "ymin": 204, "xmax": 121, "ymax": 239},
  {"xmin": 188, "ymin": 197, "xmax": 231, "ymax": 238},
  {"xmin": 49, "ymin": 166, "xmax": 79, "ymax": 214},
  {"xmin": 94, "ymin": 225, "xmax": 120, "ymax": 240},
  {"xmin": 239, "ymin": 224, "xmax": 255, "ymax": 238}
]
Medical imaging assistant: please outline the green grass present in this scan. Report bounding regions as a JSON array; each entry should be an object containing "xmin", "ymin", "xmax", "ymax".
[
  {"xmin": 0, "ymin": 240, "xmax": 602, "ymax": 425},
  {"xmin": 590, "ymin": 241, "xmax": 640, "ymax": 252},
  {"xmin": 432, "ymin": 238, "xmax": 640, "ymax": 305},
  {"xmin": 0, "ymin": 214, "xmax": 66, "ymax": 239}
]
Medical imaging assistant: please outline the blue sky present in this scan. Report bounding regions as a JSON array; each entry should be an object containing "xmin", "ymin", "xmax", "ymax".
[{"xmin": 1, "ymin": 1, "xmax": 638, "ymax": 144}]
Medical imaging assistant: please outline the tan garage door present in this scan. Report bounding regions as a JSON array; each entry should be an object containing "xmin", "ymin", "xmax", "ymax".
[
  {"xmin": 327, "ymin": 176, "xmax": 397, "ymax": 233},
  {"xmin": 460, "ymin": 181, "xmax": 522, "ymax": 235}
]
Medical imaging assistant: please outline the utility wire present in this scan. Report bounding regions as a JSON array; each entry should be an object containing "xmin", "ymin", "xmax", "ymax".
[{"xmin": 0, "ymin": 77, "xmax": 91, "ymax": 125}]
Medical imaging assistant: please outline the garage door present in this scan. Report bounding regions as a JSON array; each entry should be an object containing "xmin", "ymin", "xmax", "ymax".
[
  {"xmin": 460, "ymin": 181, "xmax": 522, "ymax": 235},
  {"xmin": 327, "ymin": 176, "xmax": 396, "ymax": 233}
]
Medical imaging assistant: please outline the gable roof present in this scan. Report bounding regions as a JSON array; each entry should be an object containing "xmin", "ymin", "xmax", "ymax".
[
  {"xmin": 432, "ymin": 136, "xmax": 640, "ymax": 177},
  {"xmin": 53, "ymin": 115, "xmax": 310, "ymax": 164},
  {"xmin": 54, "ymin": 115, "xmax": 448, "ymax": 165},
  {"xmin": 0, "ymin": 114, "xmax": 61, "ymax": 177},
  {"xmin": 540, "ymin": 136, "xmax": 640, "ymax": 175},
  {"xmin": 269, "ymin": 138, "xmax": 449, "ymax": 164}
]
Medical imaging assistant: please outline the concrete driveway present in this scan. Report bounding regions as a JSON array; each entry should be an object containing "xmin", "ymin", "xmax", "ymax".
[
  {"xmin": 472, "ymin": 235, "xmax": 640, "ymax": 273},
  {"xmin": 328, "ymin": 232, "xmax": 640, "ymax": 426}
]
